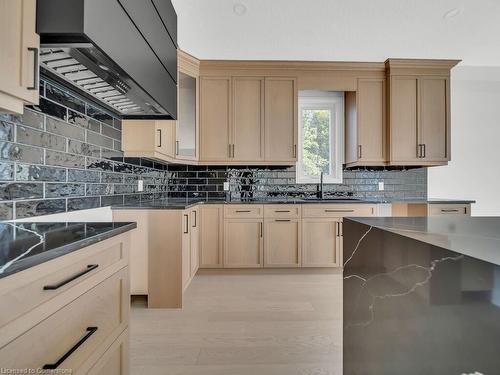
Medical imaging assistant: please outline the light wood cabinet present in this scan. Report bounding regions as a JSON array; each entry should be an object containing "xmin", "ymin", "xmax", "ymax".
[
  {"xmin": 345, "ymin": 78, "xmax": 386, "ymax": 166},
  {"xmin": 224, "ymin": 219, "xmax": 264, "ymax": 268},
  {"xmin": 386, "ymin": 59, "xmax": 458, "ymax": 166},
  {"xmin": 0, "ymin": 0, "xmax": 39, "ymax": 114},
  {"xmin": 264, "ymin": 219, "xmax": 301, "ymax": 267},
  {"xmin": 122, "ymin": 120, "xmax": 176, "ymax": 161},
  {"xmin": 428, "ymin": 203, "xmax": 470, "ymax": 216},
  {"xmin": 182, "ymin": 206, "xmax": 199, "ymax": 290},
  {"xmin": 232, "ymin": 77, "xmax": 264, "ymax": 161},
  {"xmin": 0, "ymin": 234, "xmax": 130, "ymax": 374},
  {"xmin": 87, "ymin": 329, "xmax": 129, "ymax": 375},
  {"xmin": 199, "ymin": 205, "xmax": 224, "ymax": 268},
  {"xmin": 190, "ymin": 207, "xmax": 200, "ymax": 275},
  {"xmin": 200, "ymin": 76, "xmax": 232, "ymax": 161},
  {"xmin": 264, "ymin": 77, "xmax": 297, "ymax": 163},
  {"xmin": 302, "ymin": 218, "xmax": 342, "ymax": 267}
]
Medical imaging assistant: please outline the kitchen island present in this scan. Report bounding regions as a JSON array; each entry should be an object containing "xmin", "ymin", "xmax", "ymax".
[{"xmin": 343, "ymin": 217, "xmax": 500, "ymax": 374}]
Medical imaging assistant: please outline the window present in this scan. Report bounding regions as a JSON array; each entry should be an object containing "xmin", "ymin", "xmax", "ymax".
[{"xmin": 296, "ymin": 91, "xmax": 344, "ymax": 184}]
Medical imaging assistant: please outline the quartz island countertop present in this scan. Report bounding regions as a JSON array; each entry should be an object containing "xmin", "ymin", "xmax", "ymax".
[
  {"xmin": 347, "ymin": 216, "xmax": 500, "ymax": 266},
  {"xmin": 0, "ymin": 221, "xmax": 136, "ymax": 279}
]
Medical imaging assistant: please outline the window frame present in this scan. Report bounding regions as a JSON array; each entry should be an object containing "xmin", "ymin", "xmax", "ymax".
[{"xmin": 296, "ymin": 91, "xmax": 344, "ymax": 184}]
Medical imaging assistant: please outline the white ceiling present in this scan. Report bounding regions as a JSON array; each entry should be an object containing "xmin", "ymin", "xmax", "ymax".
[{"xmin": 171, "ymin": 0, "xmax": 500, "ymax": 66}]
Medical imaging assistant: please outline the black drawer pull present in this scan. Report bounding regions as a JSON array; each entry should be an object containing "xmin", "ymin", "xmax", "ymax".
[
  {"xmin": 324, "ymin": 209, "xmax": 354, "ymax": 213},
  {"xmin": 43, "ymin": 326, "xmax": 98, "ymax": 369},
  {"xmin": 275, "ymin": 219, "xmax": 291, "ymax": 222},
  {"xmin": 43, "ymin": 264, "xmax": 98, "ymax": 290},
  {"xmin": 441, "ymin": 209, "xmax": 460, "ymax": 213},
  {"xmin": 235, "ymin": 210, "xmax": 251, "ymax": 213},
  {"xmin": 274, "ymin": 210, "xmax": 291, "ymax": 213}
]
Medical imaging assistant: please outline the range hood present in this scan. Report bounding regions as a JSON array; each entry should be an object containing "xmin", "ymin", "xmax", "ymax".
[{"xmin": 37, "ymin": 0, "xmax": 178, "ymax": 119}]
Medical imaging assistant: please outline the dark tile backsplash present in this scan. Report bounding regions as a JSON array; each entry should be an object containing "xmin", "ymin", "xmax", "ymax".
[
  {"xmin": 164, "ymin": 165, "xmax": 427, "ymax": 202},
  {"xmin": 0, "ymin": 78, "xmax": 169, "ymax": 220},
  {"xmin": 0, "ymin": 77, "xmax": 428, "ymax": 220}
]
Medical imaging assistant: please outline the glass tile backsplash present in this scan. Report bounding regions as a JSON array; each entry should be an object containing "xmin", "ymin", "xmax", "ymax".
[
  {"xmin": 0, "ymin": 78, "xmax": 169, "ymax": 220},
  {"xmin": 0, "ymin": 77, "xmax": 427, "ymax": 220}
]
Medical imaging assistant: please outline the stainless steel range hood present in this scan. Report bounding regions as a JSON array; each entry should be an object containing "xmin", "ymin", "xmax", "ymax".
[{"xmin": 37, "ymin": 0, "xmax": 178, "ymax": 119}]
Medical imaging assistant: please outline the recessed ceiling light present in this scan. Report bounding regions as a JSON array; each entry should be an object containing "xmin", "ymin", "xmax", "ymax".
[
  {"xmin": 443, "ymin": 6, "xmax": 464, "ymax": 20},
  {"xmin": 233, "ymin": 3, "xmax": 247, "ymax": 16}
]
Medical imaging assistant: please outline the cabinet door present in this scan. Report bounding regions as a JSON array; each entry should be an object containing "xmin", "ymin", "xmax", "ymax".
[
  {"xmin": 232, "ymin": 77, "xmax": 264, "ymax": 161},
  {"xmin": 200, "ymin": 77, "xmax": 231, "ymax": 161},
  {"xmin": 264, "ymin": 77, "xmax": 297, "ymax": 163},
  {"xmin": 264, "ymin": 219, "xmax": 300, "ymax": 267},
  {"xmin": 302, "ymin": 218, "xmax": 341, "ymax": 267},
  {"xmin": 0, "ymin": 0, "xmax": 39, "ymax": 112},
  {"xmin": 177, "ymin": 71, "xmax": 198, "ymax": 159},
  {"xmin": 190, "ymin": 207, "xmax": 199, "ymax": 276},
  {"xmin": 181, "ymin": 211, "xmax": 191, "ymax": 289},
  {"xmin": 390, "ymin": 77, "xmax": 418, "ymax": 162},
  {"xmin": 419, "ymin": 77, "xmax": 449, "ymax": 162},
  {"xmin": 224, "ymin": 219, "xmax": 263, "ymax": 268},
  {"xmin": 200, "ymin": 205, "xmax": 224, "ymax": 268},
  {"xmin": 358, "ymin": 79, "xmax": 386, "ymax": 163},
  {"xmin": 155, "ymin": 120, "xmax": 175, "ymax": 157},
  {"xmin": 86, "ymin": 329, "xmax": 129, "ymax": 375}
]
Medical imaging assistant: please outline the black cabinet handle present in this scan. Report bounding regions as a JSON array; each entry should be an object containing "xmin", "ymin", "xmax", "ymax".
[
  {"xmin": 235, "ymin": 210, "xmax": 251, "ymax": 213},
  {"xmin": 175, "ymin": 140, "xmax": 179, "ymax": 155},
  {"xmin": 260, "ymin": 222, "xmax": 263, "ymax": 237},
  {"xmin": 325, "ymin": 209, "xmax": 354, "ymax": 213},
  {"xmin": 192, "ymin": 210, "xmax": 197, "ymax": 227},
  {"xmin": 358, "ymin": 145, "xmax": 362, "ymax": 159},
  {"xmin": 43, "ymin": 264, "xmax": 98, "ymax": 290},
  {"xmin": 274, "ymin": 210, "xmax": 291, "ymax": 213},
  {"xmin": 27, "ymin": 47, "xmax": 39, "ymax": 90},
  {"xmin": 441, "ymin": 209, "xmax": 460, "ymax": 213},
  {"xmin": 184, "ymin": 214, "xmax": 189, "ymax": 234},
  {"xmin": 157, "ymin": 129, "xmax": 162, "ymax": 147},
  {"xmin": 43, "ymin": 327, "xmax": 98, "ymax": 369},
  {"xmin": 275, "ymin": 219, "xmax": 291, "ymax": 222},
  {"xmin": 422, "ymin": 144, "xmax": 426, "ymax": 158}
]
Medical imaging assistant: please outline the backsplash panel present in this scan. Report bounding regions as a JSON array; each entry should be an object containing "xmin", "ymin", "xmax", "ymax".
[
  {"xmin": 166, "ymin": 165, "xmax": 427, "ymax": 202},
  {"xmin": 0, "ymin": 78, "xmax": 169, "ymax": 220}
]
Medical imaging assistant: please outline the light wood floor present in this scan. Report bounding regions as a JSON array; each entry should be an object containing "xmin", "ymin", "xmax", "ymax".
[{"xmin": 130, "ymin": 269, "xmax": 343, "ymax": 375}]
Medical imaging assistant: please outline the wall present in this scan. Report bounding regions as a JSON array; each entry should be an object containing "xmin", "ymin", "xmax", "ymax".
[
  {"xmin": 0, "ymin": 78, "xmax": 169, "ymax": 220},
  {"xmin": 167, "ymin": 165, "xmax": 427, "ymax": 202},
  {"xmin": 428, "ymin": 66, "xmax": 500, "ymax": 215}
]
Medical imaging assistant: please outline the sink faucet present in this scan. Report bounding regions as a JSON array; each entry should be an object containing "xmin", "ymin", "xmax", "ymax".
[{"xmin": 316, "ymin": 172, "xmax": 324, "ymax": 199}]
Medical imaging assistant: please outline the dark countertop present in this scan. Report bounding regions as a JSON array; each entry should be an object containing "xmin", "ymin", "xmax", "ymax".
[
  {"xmin": 111, "ymin": 198, "xmax": 475, "ymax": 210},
  {"xmin": 346, "ymin": 216, "xmax": 500, "ymax": 266},
  {"xmin": 0, "ymin": 222, "xmax": 136, "ymax": 279}
]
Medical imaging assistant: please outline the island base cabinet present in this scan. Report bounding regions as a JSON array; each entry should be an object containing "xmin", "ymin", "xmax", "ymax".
[
  {"xmin": 0, "ymin": 268, "xmax": 129, "ymax": 373},
  {"xmin": 301, "ymin": 218, "xmax": 342, "ymax": 267},
  {"xmin": 87, "ymin": 329, "xmax": 129, "ymax": 375},
  {"xmin": 264, "ymin": 219, "xmax": 301, "ymax": 267},
  {"xmin": 224, "ymin": 219, "xmax": 263, "ymax": 268}
]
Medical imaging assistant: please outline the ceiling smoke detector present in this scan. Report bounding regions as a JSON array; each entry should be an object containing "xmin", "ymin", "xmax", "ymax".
[
  {"xmin": 443, "ymin": 6, "xmax": 464, "ymax": 20},
  {"xmin": 233, "ymin": 3, "xmax": 247, "ymax": 16}
]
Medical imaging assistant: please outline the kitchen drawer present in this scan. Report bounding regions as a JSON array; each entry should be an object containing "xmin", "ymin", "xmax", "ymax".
[
  {"xmin": 0, "ymin": 267, "xmax": 129, "ymax": 372},
  {"xmin": 302, "ymin": 204, "xmax": 376, "ymax": 218},
  {"xmin": 428, "ymin": 204, "xmax": 470, "ymax": 216},
  {"xmin": 264, "ymin": 205, "xmax": 301, "ymax": 219},
  {"xmin": 224, "ymin": 205, "xmax": 264, "ymax": 219},
  {"xmin": 0, "ymin": 235, "xmax": 128, "ymax": 331},
  {"xmin": 86, "ymin": 328, "xmax": 129, "ymax": 375}
]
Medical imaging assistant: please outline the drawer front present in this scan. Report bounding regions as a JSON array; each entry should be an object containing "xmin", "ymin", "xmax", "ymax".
[
  {"xmin": 302, "ymin": 204, "xmax": 376, "ymax": 218},
  {"xmin": 428, "ymin": 204, "xmax": 470, "ymax": 216},
  {"xmin": 0, "ymin": 268, "xmax": 129, "ymax": 372},
  {"xmin": 0, "ymin": 236, "xmax": 127, "ymax": 330},
  {"xmin": 86, "ymin": 328, "xmax": 129, "ymax": 375},
  {"xmin": 224, "ymin": 205, "xmax": 263, "ymax": 219},
  {"xmin": 264, "ymin": 205, "xmax": 300, "ymax": 219}
]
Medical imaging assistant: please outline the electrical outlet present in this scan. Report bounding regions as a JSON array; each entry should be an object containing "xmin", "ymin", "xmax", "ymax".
[
  {"xmin": 223, "ymin": 181, "xmax": 230, "ymax": 191},
  {"xmin": 138, "ymin": 179, "xmax": 144, "ymax": 192},
  {"xmin": 378, "ymin": 181, "xmax": 384, "ymax": 191}
]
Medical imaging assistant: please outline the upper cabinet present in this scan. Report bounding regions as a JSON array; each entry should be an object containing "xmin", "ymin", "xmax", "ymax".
[
  {"xmin": 386, "ymin": 59, "xmax": 458, "ymax": 166},
  {"xmin": 176, "ymin": 50, "xmax": 200, "ymax": 161},
  {"xmin": 199, "ymin": 75, "xmax": 297, "ymax": 165},
  {"xmin": 0, "ymin": 0, "xmax": 39, "ymax": 114},
  {"xmin": 345, "ymin": 78, "xmax": 386, "ymax": 167},
  {"xmin": 121, "ymin": 119, "xmax": 176, "ymax": 159}
]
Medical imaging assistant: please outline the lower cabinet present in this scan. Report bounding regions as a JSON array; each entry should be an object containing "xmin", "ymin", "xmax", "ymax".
[
  {"xmin": 264, "ymin": 219, "xmax": 301, "ymax": 267},
  {"xmin": 182, "ymin": 206, "xmax": 200, "ymax": 291},
  {"xmin": 301, "ymin": 218, "xmax": 342, "ymax": 267},
  {"xmin": 87, "ymin": 329, "xmax": 129, "ymax": 375},
  {"xmin": 224, "ymin": 219, "xmax": 264, "ymax": 268},
  {"xmin": 199, "ymin": 205, "xmax": 224, "ymax": 268}
]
